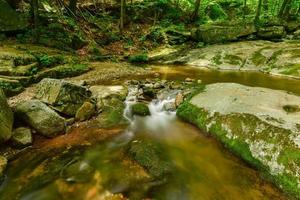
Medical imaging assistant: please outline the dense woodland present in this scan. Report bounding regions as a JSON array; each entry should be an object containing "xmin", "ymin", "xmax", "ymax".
[{"xmin": 1, "ymin": 0, "xmax": 300, "ymax": 55}]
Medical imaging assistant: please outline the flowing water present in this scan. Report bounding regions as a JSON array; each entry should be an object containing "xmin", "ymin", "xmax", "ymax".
[{"xmin": 1, "ymin": 66, "xmax": 297, "ymax": 200}]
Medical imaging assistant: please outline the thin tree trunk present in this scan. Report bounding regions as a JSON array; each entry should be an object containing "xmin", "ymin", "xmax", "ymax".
[
  {"xmin": 191, "ymin": 0, "xmax": 201, "ymax": 21},
  {"xmin": 254, "ymin": 0, "xmax": 263, "ymax": 22},
  {"xmin": 278, "ymin": 0, "xmax": 292, "ymax": 18},
  {"xmin": 120, "ymin": 0, "xmax": 125, "ymax": 34},
  {"xmin": 31, "ymin": 0, "xmax": 39, "ymax": 43},
  {"xmin": 243, "ymin": 0, "xmax": 247, "ymax": 18},
  {"xmin": 68, "ymin": 0, "xmax": 78, "ymax": 15},
  {"xmin": 263, "ymin": 0, "xmax": 269, "ymax": 18}
]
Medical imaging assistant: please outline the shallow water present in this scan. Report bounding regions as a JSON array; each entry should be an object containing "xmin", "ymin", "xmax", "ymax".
[{"xmin": 152, "ymin": 65, "xmax": 300, "ymax": 95}]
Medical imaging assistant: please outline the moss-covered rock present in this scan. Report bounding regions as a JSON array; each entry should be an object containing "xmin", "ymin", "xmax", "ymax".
[
  {"xmin": 34, "ymin": 64, "xmax": 90, "ymax": 81},
  {"xmin": 0, "ymin": 89, "xmax": 13, "ymax": 143},
  {"xmin": 15, "ymin": 100, "xmax": 66, "ymax": 137},
  {"xmin": 35, "ymin": 78, "xmax": 91, "ymax": 116},
  {"xmin": 131, "ymin": 103, "xmax": 150, "ymax": 116},
  {"xmin": 75, "ymin": 101, "xmax": 96, "ymax": 122},
  {"xmin": 11, "ymin": 127, "xmax": 32, "ymax": 147},
  {"xmin": 192, "ymin": 23, "xmax": 256, "ymax": 44},
  {"xmin": 177, "ymin": 83, "xmax": 300, "ymax": 199},
  {"xmin": 0, "ymin": 77, "xmax": 24, "ymax": 96},
  {"xmin": 257, "ymin": 26, "xmax": 286, "ymax": 40}
]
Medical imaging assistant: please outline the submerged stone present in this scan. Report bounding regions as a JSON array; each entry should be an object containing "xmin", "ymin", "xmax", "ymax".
[
  {"xmin": 11, "ymin": 127, "xmax": 32, "ymax": 147},
  {"xmin": 15, "ymin": 100, "xmax": 66, "ymax": 137},
  {"xmin": 0, "ymin": 89, "xmax": 13, "ymax": 143},
  {"xmin": 177, "ymin": 83, "xmax": 300, "ymax": 198},
  {"xmin": 131, "ymin": 103, "xmax": 150, "ymax": 116},
  {"xmin": 35, "ymin": 78, "xmax": 91, "ymax": 116}
]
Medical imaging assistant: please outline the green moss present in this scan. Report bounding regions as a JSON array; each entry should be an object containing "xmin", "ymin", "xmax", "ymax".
[
  {"xmin": 251, "ymin": 50, "xmax": 267, "ymax": 66},
  {"xmin": 35, "ymin": 64, "xmax": 90, "ymax": 82},
  {"xmin": 212, "ymin": 53, "xmax": 222, "ymax": 65},
  {"xmin": 131, "ymin": 103, "xmax": 150, "ymax": 116},
  {"xmin": 224, "ymin": 54, "xmax": 243, "ymax": 65},
  {"xmin": 280, "ymin": 64, "xmax": 300, "ymax": 76},
  {"xmin": 128, "ymin": 54, "xmax": 149, "ymax": 63}
]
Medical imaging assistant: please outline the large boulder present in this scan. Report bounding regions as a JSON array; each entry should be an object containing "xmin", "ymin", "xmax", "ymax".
[
  {"xmin": 257, "ymin": 26, "xmax": 286, "ymax": 39},
  {"xmin": 0, "ymin": 0, "xmax": 27, "ymax": 32},
  {"xmin": 192, "ymin": 23, "xmax": 256, "ymax": 44},
  {"xmin": 15, "ymin": 100, "xmax": 66, "ymax": 137},
  {"xmin": 35, "ymin": 78, "xmax": 91, "ymax": 116},
  {"xmin": 0, "ymin": 89, "xmax": 13, "ymax": 142},
  {"xmin": 177, "ymin": 83, "xmax": 300, "ymax": 198}
]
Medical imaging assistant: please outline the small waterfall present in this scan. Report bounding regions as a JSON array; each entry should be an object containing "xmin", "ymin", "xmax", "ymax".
[{"xmin": 123, "ymin": 86, "xmax": 177, "ymax": 138}]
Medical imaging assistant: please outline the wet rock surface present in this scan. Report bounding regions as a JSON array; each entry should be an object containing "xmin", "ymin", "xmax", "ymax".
[
  {"xmin": 15, "ymin": 100, "xmax": 66, "ymax": 137},
  {"xmin": 11, "ymin": 127, "xmax": 32, "ymax": 147},
  {"xmin": 177, "ymin": 83, "xmax": 300, "ymax": 198},
  {"xmin": 150, "ymin": 40, "xmax": 300, "ymax": 79}
]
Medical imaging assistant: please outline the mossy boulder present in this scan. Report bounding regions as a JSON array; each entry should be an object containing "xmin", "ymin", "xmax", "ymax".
[
  {"xmin": 11, "ymin": 127, "xmax": 32, "ymax": 147},
  {"xmin": 192, "ymin": 23, "xmax": 256, "ymax": 44},
  {"xmin": 131, "ymin": 103, "xmax": 150, "ymax": 116},
  {"xmin": 0, "ymin": 0, "xmax": 27, "ymax": 32},
  {"xmin": 257, "ymin": 26, "xmax": 286, "ymax": 40},
  {"xmin": 75, "ymin": 101, "xmax": 96, "ymax": 122},
  {"xmin": 15, "ymin": 100, "xmax": 66, "ymax": 137},
  {"xmin": 35, "ymin": 78, "xmax": 92, "ymax": 116},
  {"xmin": 0, "ymin": 89, "xmax": 13, "ymax": 143},
  {"xmin": 177, "ymin": 83, "xmax": 300, "ymax": 198}
]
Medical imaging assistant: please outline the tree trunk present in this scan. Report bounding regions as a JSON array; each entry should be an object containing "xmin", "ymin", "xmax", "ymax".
[
  {"xmin": 243, "ymin": 0, "xmax": 247, "ymax": 18},
  {"xmin": 68, "ymin": 0, "xmax": 78, "ymax": 14},
  {"xmin": 278, "ymin": 0, "xmax": 292, "ymax": 18},
  {"xmin": 120, "ymin": 0, "xmax": 125, "ymax": 34},
  {"xmin": 254, "ymin": 0, "xmax": 263, "ymax": 22},
  {"xmin": 263, "ymin": 0, "xmax": 269, "ymax": 18},
  {"xmin": 191, "ymin": 0, "xmax": 201, "ymax": 21},
  {"xmin": 31, "ymin": 0, "xmax": 39, "ymax": 43}
]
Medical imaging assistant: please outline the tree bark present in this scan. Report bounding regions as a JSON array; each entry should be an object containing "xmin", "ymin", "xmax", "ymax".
[
  {"xmin": 31, "ymin": 0, "xmax": 39, "ymax": 43},
  {"xmin": 254, "ymin": 0, "xmax": 263, "ymax": 22},
  {"xmin": 68, "ymin": 0, "xmax": 78, "ymax": 14},
  {"xmin": 120, "ymin": 0, "xmax": 125, "ymax": 34},
  {"xmin": 191, "ymin": 0, "xmax": 201, "ymax": 21}
]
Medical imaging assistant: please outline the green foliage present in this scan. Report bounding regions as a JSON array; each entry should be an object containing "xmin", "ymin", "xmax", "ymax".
[
  {"xmin": 34, "ymin": 54, "xmax": 65, "ymax": 68},
  {"xmin": 128, "ymin": 54, "xmax": 149, "ymax": 63}
]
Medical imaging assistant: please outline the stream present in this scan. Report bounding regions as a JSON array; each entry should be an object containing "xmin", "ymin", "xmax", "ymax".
[{"xmin": 1, "ymin": 65, "xmax": 297, "ymax": 200}]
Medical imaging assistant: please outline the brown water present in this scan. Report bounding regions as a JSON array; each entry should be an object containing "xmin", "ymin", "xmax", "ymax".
[{"xmin": 1, "ymin": 65, "xmax": 297, "ymax": 200}]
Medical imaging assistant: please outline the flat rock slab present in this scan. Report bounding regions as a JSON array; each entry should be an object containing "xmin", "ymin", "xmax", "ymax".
[{"xmin": 177, "ymin": 83, "xmax": 300, "ymax": 198}]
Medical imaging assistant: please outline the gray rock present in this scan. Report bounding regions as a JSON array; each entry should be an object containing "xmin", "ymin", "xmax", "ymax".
[
  {"xmin": 0, "ymin": 89, "xmax": 13, "ymax": 142},
  {"xmin": 15, "ymin": 100, "xmax": 66, "ymax": 137},
  {"xmin": 75, "ymin": 101, "xmax": 96, "ymax": 122},
  {"xmin": 89, "ymin": 85, "xmax": 128, "ymax": 110},
  {"xmin": 163, "ymin": 102, "xmax": 176, "ymax": 112},
  {"xmin": 11, "ymin": 127, "xmax": 32, "ymax": 147},
  {"xmin": 35, "ymin": 78, "xmax": 91, "ymax": 116}
]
